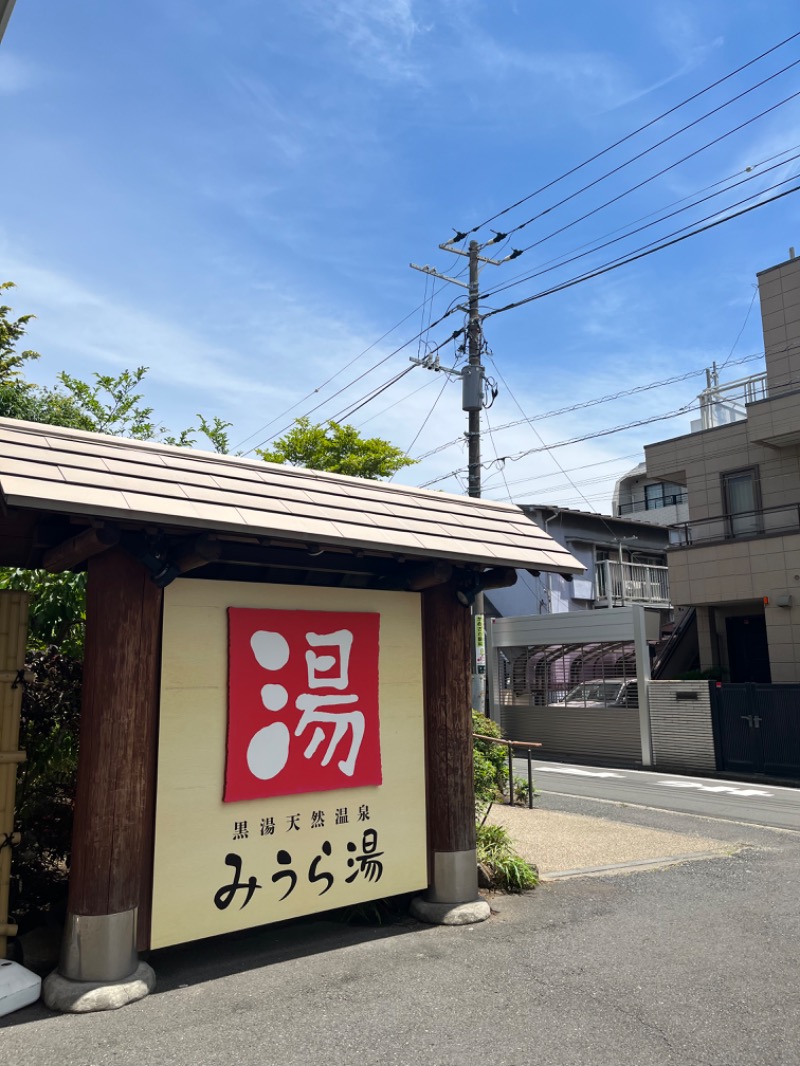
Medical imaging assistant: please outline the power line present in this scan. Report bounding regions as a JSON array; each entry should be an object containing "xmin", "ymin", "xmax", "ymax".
[
  {"xmin": 420, "ymin": 358, "xmax": 800, "ymax": 492},
  {"xmin": 413, "ymin": 347, "xmax": 769, "ymax": 461},
  {"xmin": 234, "ymin": 256, "xmax": 467, "ymax": 454},
  {"xmin": 242, "ymin": 317, "xmax": 465, "ymax": 455},
  {"xmin": 492, "ymin": 59, "xmax": 800, "ymax": 249},
  {"xmin": 479, "ymin": 142, "xmax": 800, "ymax": 302},
  {"xmin": 481, "ymin": 181, "xmax": 800, "ymax": 321},
  {"xmin": 486, "ymin": 353, "xmax": 625, "ymax": 542},
  {"xmin": 462, "ymin": 29, "xmax": 800, "ymax": 237},
  {"xmin": 419, "ymin": 400, "xmax": 698, "ymax": 487},
  {"xmin": 395, "ymin": 374, "xmax": 453, "ymax": 475},
  {"xmin": 482, "ymin": 153, "xmax": 800, "ymax": 302}
]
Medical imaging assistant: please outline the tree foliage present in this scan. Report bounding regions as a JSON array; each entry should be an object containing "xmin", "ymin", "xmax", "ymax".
[
  {"xmin": 0, "ymin": 281, "xmax": 40, "ymax": 385},
  {"xmin": 258, "ymin": 417, "xmax": 415, "ymax": 480},
  {"xmin": 10, "ymin": 649, "xmax": 83, "ymax": 927}
]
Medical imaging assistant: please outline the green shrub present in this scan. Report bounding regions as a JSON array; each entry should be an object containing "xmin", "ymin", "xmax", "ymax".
[
  {"xmin": 476, "ymin": 823, "xmax": 538, "ymax": 893},
  {"xmin": 472, "ymin": 710, "xmax": 508, "ymax": 809},
  {"xmin": 9, "ymin": 647, "xmax": 82, "ymax": 929}
]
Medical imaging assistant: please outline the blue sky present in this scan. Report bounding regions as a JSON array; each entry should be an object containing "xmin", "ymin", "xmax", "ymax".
[{"xmin": 2, "ymin": 0, "xmax": 800, "ymax": 511}]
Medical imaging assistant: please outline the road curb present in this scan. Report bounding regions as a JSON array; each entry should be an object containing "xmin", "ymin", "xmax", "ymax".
[{"xmin": 541, "ymin": 849, "xmax": 730, "ymax": 880}]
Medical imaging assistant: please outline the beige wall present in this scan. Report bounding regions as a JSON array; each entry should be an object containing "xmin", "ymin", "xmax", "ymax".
[{"xmin": 758, "ymin": 255, "xmax": 800, "ymax": 395}]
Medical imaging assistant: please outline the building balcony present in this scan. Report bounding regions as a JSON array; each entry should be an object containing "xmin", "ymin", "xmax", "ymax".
[
  {"xmin": 617, "ymin": 492, "xmax": 687, "ymax": 517},
  {"xmin": 594, "ymin": 560, "xmax": 671, "ymax": 608},
  {"xmin": 670, "ymin": 502, "xmax": 800, "ymax": 548}
]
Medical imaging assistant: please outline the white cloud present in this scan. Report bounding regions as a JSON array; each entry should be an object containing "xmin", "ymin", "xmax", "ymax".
[
  {"xmin": 0, "ymin": 54, "xmax": 38, "ymax": 95},
  {"xmin": 0, "ymin": 253, "xmax": 418, "ymax": 451},
  {"xmin": 305, "ymin": 0, "xmax": 429, "ymax": 85}
]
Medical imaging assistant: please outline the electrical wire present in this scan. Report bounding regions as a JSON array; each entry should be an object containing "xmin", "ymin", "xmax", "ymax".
[
  {"xmin": 463, "ymin": 29, "xmax": 800, "ymax": 237},
  {"xmin": 420, "ymin": 358, "xmax": 800, "ymax": 494},
  {"xmin": 480, "ymin": 155, "xmax": 800, "ymax": 302},
  {"xmin": 234, "ymin": 255, "xmax": 467, "ymax": 454},
  {"xmin": 393, "ymin": 374, "xmax": 453, "ymax": 479},
  {"xmin": 481, "ymin": 181, "xmax": 800, "ymax": 321},
  {"xmin": 486, "ymin": 353, "xmax": 626, "ymax": 541},
  {"xmin": 489, "ymin": 60, "xmax": 800, "ymax": 249},
  {"xmin": 242, "ymin": 318, "xmax": 465, "ymax": 455},
  {"xmin": 484, "ymin": 406, "xmax": 514, "ymax": 502},
  {"xmin": 718, "ymin": 286, "xmax": 759, "ymax": 369},
  {"xmin": 413, "ymin": 347, "xmax": 770, "ymax": 462},
  {"xmin": 419, "ymin": 400, "xmax": 698, "ymax": 487},
  {"xmin": 477, "ymin": 142, "xmax": 800, "ymax": 302}
]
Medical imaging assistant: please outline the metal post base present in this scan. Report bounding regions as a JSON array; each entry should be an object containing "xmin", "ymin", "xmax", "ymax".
[
  {"xmin": 412, "ymin": 847, "xmax": 489, "ymax": 923},
  {"xmin": 429, "ymin": 849, "xmax": 479, "ymax": 904},
  {"xmin": 59, "ymin": 909, "xmax": 138, "ymax": 983}
]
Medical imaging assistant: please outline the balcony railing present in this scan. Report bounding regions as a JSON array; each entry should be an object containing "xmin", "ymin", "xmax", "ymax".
[
  {"xmin": 617, "ymin": 492, "xmax": 687, "ymax": 516},
  {"xmin": 594, "ymin": 560, "xmax": 671, "ymax": 607},
  {"xmin": 670, "ymin": 503, "xmax": 800, "ymax": 546}
]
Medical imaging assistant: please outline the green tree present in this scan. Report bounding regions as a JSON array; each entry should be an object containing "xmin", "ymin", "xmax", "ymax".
[
  {"xmin": 257, "ymin": 417, "xmax": 415, "ymax": 480},
  {"xmin": 0, "ymin": 281, "xmax": 40, "ymax": 384}
]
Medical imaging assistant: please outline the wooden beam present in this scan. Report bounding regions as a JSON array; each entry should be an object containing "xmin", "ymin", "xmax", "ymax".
[
  {"xmin": 402, "ymin": 561, "xmax": 453, "ymax": 591},
  {"xmin": 172, "ymin": 534, "xmax": 221, "ymax": 575},
  {"xmin": 67, "ymin": 548, "xmax": 162, "ymax": 949},
  {"xmin": 42, "ymin": 525, "xmax": 119, "ymax": 573}
]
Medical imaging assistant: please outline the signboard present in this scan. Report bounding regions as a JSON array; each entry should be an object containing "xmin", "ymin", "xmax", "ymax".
[
  {"xmin": 225, "ymin": 607, "xmax": 382, "ymax": 801},
  {"xmin": 474, "ymin": 613, "xmax": 486, "ymax": 676},
  {"xmin": 151, "ymin": 580, "xmax": 427, "ymax": 950}
]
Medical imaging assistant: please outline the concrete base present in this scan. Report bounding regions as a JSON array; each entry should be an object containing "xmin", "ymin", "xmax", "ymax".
[
  {"xmin": 42, "ymin": 961, "xmax": 155, "ymax": 1014},
  {"xmin": 410, "ymin": 896, "xmax": 490, "ymax": 926}
]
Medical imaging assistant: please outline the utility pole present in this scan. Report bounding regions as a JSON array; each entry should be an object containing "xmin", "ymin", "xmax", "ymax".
[{"xmin": 410, "ymin": 233, "xmax": 521, "ymax": 712}]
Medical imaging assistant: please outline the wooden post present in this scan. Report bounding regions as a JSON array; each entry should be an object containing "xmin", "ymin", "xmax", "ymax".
[
  {"xmin": 60, "ymin": 548, "xmax": 162, "ymax": 983},
  {"xmin": 421, "ymin": 582, "xmax": 477, "ymax": 904}
]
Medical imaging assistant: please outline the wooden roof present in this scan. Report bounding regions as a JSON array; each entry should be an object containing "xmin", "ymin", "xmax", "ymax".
[{"xmin": 0, "ymin": 418, "xmax": 582, "ymax": 573}]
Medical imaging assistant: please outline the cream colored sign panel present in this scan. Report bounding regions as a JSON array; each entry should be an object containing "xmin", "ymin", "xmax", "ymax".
[{"xmin": 151, "ymin": 579, "xmax": 427, "ymax": 949}]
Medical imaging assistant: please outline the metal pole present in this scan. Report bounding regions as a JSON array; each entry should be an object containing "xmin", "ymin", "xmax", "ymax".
[{"xmin": 618, "ymin": 540, "xmax": 625, "ymax": 606}]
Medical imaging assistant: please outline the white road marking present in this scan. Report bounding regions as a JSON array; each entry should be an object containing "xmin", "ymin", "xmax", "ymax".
[
  {"xmin": 533, "ymin": 767, "xmax": 624, "ymax": 779},
  {"xmin": 660, "ymin": 781, "xmax": 773, "ymax": 797}
]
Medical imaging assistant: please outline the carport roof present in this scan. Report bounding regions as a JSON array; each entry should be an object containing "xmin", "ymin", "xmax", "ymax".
[{"xmin": 0, "ymin": 418, "xmax": 582, "ymax": 573}]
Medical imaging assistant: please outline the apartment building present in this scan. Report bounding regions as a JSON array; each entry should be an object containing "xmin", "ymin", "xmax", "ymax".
[
  {"xmin": 612, "ymin": 462, "xmax": 689, "ymax": 526},
  {"xmin": 645, "ymin": 252, "xmax": 800, "ymax": 683},
  {"xmin": 485, "ymin": 504, "xmax": 672, "ymax": 619}
]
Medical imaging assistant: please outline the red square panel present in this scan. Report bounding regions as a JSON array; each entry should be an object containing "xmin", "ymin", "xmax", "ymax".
[{"xmin": 226, "ymin": 608, "xmax": 382, "ymax": 801}]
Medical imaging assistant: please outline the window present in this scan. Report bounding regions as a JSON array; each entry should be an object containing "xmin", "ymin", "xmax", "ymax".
[
  {"xmin": 644, "ymin": 481, "xmax": 685, "ymax": 510},
  {"xmin": 722, "ymin": 468, "xmax": 762, "ymax": 537}
]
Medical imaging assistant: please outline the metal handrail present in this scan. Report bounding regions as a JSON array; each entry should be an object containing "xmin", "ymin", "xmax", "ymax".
[
  {"xmin": 671, "ymin": 501, "xmax": 800, "ymax": 546},
  {"xmin": 617, "ymin": 492, "xmax": 687, "ymax": 515},
  {"xmin": 473, "ymin": 732, "xmax": 541, "ymax": 809}
]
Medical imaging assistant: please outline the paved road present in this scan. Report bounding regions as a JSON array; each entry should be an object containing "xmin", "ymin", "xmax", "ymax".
[
  {"xmin": 4, "ymin": 802, "xmax": 800, "ymax": 1066},
  {"xmin": 514, "ymin": 757, "xmax": 800, "ymax": 830}
]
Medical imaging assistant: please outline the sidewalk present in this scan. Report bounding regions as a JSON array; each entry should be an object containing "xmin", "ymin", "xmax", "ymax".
[{"xmin": 485, "ymin": 801, "xmax": 731, "ymax": 878}]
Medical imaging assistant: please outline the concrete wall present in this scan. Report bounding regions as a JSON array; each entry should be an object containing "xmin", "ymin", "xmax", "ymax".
[
  {"xmin": 649, "ymin": 681, "xmax": 716, "ymax": 772},
  {"xmin": 758, "ymin": 255, "xmax": 800, "ymax": 395}
]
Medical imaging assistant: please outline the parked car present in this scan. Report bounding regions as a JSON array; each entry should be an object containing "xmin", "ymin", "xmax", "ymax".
[{"xmin": 562, "ymin": 679, "xmax": 638, "ymax": 708}]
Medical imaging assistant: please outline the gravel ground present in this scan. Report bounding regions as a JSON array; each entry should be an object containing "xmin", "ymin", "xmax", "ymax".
[{"xmin": 485, "ymin": 802, "xmax": 733, "ymax": 875}]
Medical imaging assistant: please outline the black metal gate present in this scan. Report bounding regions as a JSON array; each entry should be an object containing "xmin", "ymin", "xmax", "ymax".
[{"xmin": 710, "ymin": 682, "xmax": 800, "ymax": 778}]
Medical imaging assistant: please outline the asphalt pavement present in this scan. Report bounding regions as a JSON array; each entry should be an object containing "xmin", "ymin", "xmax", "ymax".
[
  {"xmin": 4, "ymin": 780, "xmax": 800, "ymax": 1066},
  {"xmin": 514, "ymin": 757, "xmax": 800, "ymax": 829}
]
